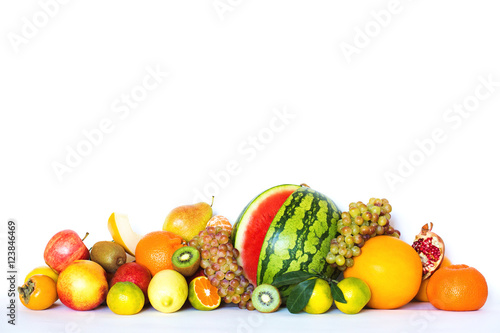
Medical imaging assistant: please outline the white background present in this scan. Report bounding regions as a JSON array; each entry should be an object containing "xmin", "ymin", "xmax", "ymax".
[{"xmin": 1, "ymin": 1, "xmax": 499, "ymax": 332}]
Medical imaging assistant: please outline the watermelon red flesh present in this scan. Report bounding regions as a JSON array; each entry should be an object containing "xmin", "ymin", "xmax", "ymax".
[{"xmin": 233, "ymin": 185, "xmax": 299, "ymax": 286}]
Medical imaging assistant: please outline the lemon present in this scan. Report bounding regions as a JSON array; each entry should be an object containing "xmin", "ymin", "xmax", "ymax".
[
  {"xmin": 148, "ymin": 269, "xmax": 188, "ymax": 313},
  {"xmin": 25, "ymin": 266, "xmax": 59, "ymax": 284},
  {"xmin": 334, "ymin": 277, "xmax": 371, "ymax": 314},
  {"xmin": 303, "ymin": 278, "xmax": 333, "ymax": 314},
  {"xmin": 107, "ymin": 282, "xmax": 145, "ymax": 315}
]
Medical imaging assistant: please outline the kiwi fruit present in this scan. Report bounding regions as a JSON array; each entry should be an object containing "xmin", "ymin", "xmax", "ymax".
[
  {"xmin": 90, "ymin": 241, "xmax": 127, "ymax": 273},
  {"xmin": 171, "ymin": 246, "xmax": 200, "ymax": 277},
  {"xmin": 251, "ymin": 284, "xmax": 281, "ymax": 313}
]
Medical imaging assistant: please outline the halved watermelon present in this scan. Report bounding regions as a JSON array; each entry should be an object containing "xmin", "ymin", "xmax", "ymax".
[{"xmin": 232, "ymin": 184, "xmax": 300, "ymax": 286}]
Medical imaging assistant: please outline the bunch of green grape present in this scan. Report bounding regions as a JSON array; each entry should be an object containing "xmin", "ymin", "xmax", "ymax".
[{"xmin": 326, "ymin": 198, "xmax": 400, "ymax": 271}]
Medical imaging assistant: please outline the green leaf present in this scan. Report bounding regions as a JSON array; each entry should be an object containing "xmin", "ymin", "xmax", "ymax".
[
  {"xmin": 330, "ymin": 282, "xmax": 346, "ymax": 304},
  {"xmin": 271, "ymin": 271, "xmax": 317, "ymax": 288},
  {"xmin": 286, "ymin": 279, "xmax": 317, "ymax": 314}
]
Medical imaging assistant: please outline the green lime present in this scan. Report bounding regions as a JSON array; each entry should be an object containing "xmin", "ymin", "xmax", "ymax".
[
  {"xmin": 334, "ymin": 277, "xmax": 371, "ymax": 314},
  {"xmin": 303, "ymin": 278, "xmax": 333, "ymax": 314},
  {"xmin": 107, "ymin": 282, "xmax": 145, "ymax": 315}
]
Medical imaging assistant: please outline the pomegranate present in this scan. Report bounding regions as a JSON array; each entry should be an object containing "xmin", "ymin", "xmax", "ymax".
[{"xmin": 412, "ymin": 222, "xmax": 445, "ymax": 280}]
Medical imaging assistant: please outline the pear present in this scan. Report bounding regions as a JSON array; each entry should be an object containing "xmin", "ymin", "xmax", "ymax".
[{"xmin": 162, "ymin": 198, "xmax": 213, "ymax": 241}]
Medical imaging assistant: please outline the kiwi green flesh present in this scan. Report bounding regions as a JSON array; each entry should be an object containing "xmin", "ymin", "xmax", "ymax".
[
  {"xmin": 252, "ymin": 284, "xmax": 281, "ymax": 313},
  {"xmin": 172, "ymin": 246, "xmax": 201, "ymax": 276}
]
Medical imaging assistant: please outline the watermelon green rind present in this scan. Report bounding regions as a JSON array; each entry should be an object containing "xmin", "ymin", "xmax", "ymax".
[{"xmin": 257, "ymin": 186, "xmax": 340, "ymax": 294}]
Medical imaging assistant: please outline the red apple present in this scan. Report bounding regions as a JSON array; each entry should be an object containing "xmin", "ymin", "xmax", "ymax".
[
  {"xmin": 44, "ymin": 230, "xmax": 90, "ymax": 273},
  {"xmin": 57, "ymin": 260, "xmax": 108, "ymax": 311},
  {"xmin": 110, "ymin": 262, "xmax": 151, "ymax": 303}
]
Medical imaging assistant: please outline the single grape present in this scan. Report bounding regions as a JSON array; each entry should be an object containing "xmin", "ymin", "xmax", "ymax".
[
  {"xmin": 218, "ymin": 288, "xmax": 228, "ymax": 297},
  {"xmin": 376, "ymin": 225, "xmax": 385, "ymax": 235},
  {"xmin": 353, "ymin": 234, "xmax": 363, "ymax": 244},
  {"xmin": 378, "ymin": 216, "xmax": 388, "ymax": 226},
  {"xmin": 345, "ymin": 236, "xmax": 354, "ymax": 245},
  {"xmin": 200, "ymin": 259, "xmax": 210, "ymax": 269},
  {"xmin": 330, "ymin": 244, "xmax": 339, "ymax": 255},
  {"xmin": 345, "ymin": 248, "xmax": 353, "ymax": 258},
  {"xmin": 335, "ymin": 255, "xmax": 346, "ymax": 266},
  {"xmin": 349, "ymin": 207, "xmax": 361, "ymax": 218},
  {"xmin": 217, "ymin": 257, "xmax": 227, "ymax": 265},
  {"xmin": 341, "ymin": 226, "xmax": 352, "ymax": 236},
  {"xmin": 215, "ymin": 270, "xmax": 225, "ymax": 281},
  {"xmin": 232, "ymin": 294, "xmax": 241, "ymax": 304},
  {"xmin": 220, "ymin": 279, "xmax": 230, "ymax": 289},
  {"xmin": 226, "ymin": 271, "xmax": 235, "ymax": 281},
  {"xmin": 337, "ymin": 235, "xmax": 345, "ymax": 243},
  {"xmin": 326, "ymin": 252, "xmax": 336, "ymax": 264},
  {"xmin": 345, "ymin": 258, "xmax": 354, "ymax": 268},
  {"xmin": 205, "ymin": 267, "xmax": 215, "ymax": 276},
  {"xmin": 341, "ymin": 212, "xmax": 350, "ymax": 220},
  {"xmin": 235, "ymin": 285, "xmax": 245, "ymax": 295},
  {"xmin": 360, "ymin": 226, "xmax": 370, "ymax": 235},
  {"xmin": 339, "ymin": 247, "xmax": 347, "ymax": 256},
  {"xmin": 362, "ymin": 211, "xmax": 372, "ymax": 221},
  {"xmin": 351, "ymin": 246, "xmax": 361, "ymax": 257},
  {"xmin": 229, "ymin": 278, "xmax": 240, "ymax": 288},
  {"xmin": 370, "ymin": 205, "xmax": 381, "ymax": 215},
  {"xmin": 351, "ymin": 225, "xmax": 360, "ymax": 235}
]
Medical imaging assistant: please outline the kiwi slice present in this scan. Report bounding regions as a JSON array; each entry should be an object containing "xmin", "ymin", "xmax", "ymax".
[
  {"xmin": 251, "ymin": 284, "xmax": 281, "ymax": 313},
  {"xmin": 90, "ymin": 241, "xmax": 127, "ymax": 273},
  {"xmin": 171, "ymin": 246, "xmax": 201, "ymax": 277}
]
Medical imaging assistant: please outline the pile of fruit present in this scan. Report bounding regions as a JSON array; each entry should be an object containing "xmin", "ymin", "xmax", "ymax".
[{"xmin": 19, "ymin": 184, "xmax": 489, "ymax": 315}]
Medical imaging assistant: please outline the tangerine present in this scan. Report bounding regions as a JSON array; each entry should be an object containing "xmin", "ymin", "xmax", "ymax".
[
  {"xmin": 427, "ymin": 264, "xmax": 488, "ymax": 311},
  {"xmin": 206, "ymin": 215, "xmax": 232, "ymax": 233},
  {"xmin": 135, "ymin": 231, "xmax": 185, "ymax": 276},
  {"xmin": 343, "ymin": 236, "xmax": 422, "ymax": 309}
]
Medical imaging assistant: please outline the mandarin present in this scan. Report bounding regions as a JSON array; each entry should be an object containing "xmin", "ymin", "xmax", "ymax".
[{"xmin": 427, "ymin": 264, "xmax": 488, "ymax": 311}]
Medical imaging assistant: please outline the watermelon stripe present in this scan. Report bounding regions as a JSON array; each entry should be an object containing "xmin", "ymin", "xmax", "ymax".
[{"xmin": 257, "ymin": 186, "xmax": 340, "ymax": 290}]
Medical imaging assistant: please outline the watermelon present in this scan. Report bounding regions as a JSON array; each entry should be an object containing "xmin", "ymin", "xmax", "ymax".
[
  {"xmin": 232, "ymin": 184, "xmax": 300, "ymax": 286},
  {"xmin": 233, "ymin": 184, "xmax": 340, "ymax": 293},
  {"xmin": 257, "ymin": 186, "xmax": 340, "ymax": 292}
]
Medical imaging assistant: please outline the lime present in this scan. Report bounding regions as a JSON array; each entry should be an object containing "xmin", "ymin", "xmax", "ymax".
[
  {"xmin": 303, "ymin": 278, "xmax": 333, "ymax": 314},
  {"xmin": 188, "ymin": 276, "xmax": 221, "ymax": 311},
  {"xmin": 334, "ymin": 277, "xmax": 371, "ymax": 314},
  {"xmin": 148, "ymin": 269, "xmax": 188, "ymax": 313},
  {"xmin": 107, "ymin": 282, "xmax": 145, "ymax": 315}
]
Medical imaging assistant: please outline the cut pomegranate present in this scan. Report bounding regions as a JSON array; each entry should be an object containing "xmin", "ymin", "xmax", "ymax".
[{"xmin": 412, "ymin": 222, "xmax": 445, "ymax": 280}]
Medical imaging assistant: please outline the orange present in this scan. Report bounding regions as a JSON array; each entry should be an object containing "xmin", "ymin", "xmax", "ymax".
[
  {"xmin": 344, "ymin": 236, "xmax": 422, "ymax": 309},
  {"xmin": 188, "ymin": 276, "xmax": 221, "ymax": 310},
  {"xmin": 414, "ymin": 256, "xmax": 452, "ymax": 302},
  {"xmin": 135, "ymin": 231, "xmax": 185, "ymax": 276},
  {"xmin": 19, "ymin": 274, "xmax": 58, "ymax": 310},
  {"xmin": 427, "ymin": 264, "xmax": 488, "ymax": 311},
  {"xmin": 206, "ymin": 215, "xmax": 233, "ymax": 233}
]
